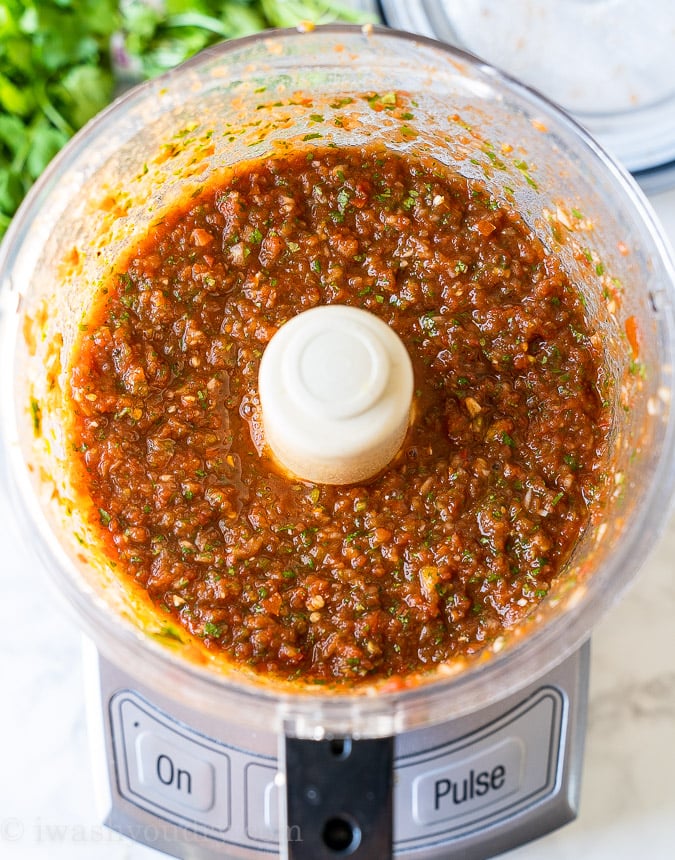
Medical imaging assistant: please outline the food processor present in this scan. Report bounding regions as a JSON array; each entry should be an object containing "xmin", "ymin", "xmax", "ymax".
[{"xmin": 1, "ymin": 25, "xmax": 675, "ymax": 860}]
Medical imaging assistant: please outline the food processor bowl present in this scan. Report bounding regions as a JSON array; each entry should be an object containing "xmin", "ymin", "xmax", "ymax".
[{"xmin": 1, "ymin": 26, "xmax": 674, "ymax": 740}]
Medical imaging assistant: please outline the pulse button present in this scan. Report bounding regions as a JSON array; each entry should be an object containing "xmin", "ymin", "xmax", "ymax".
[{"xmin": 412, "ymin": 738, "xmax": 524, "ymax": 825}]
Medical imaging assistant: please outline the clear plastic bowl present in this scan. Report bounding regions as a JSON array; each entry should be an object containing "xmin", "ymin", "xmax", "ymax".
[{"xmin": 1, "ymin": 25, "xmax": 675, "ymax": 738}]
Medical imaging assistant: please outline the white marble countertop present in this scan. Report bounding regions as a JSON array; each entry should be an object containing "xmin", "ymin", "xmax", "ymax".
[{"xmin": 1, "ymin": 181, "xmax": 674, "ymax": 860}]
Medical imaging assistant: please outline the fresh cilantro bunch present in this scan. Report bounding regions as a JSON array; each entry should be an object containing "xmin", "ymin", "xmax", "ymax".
[
  {"xmin": 0, "ymin": 0, "xmax": 119, "ymax": 236},
  {"xmin": 0, "ymin": 0, "xmax": 371, "ymax": 239},
  {"xmin": 116, "ymin": 0, "xmax": 370, "ymax": 78}
]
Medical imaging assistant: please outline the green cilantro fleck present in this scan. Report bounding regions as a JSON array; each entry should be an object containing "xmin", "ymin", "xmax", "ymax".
[
  {"xmin": 563, "ymin": 454, "xmax": 579, "ymax": 470},
  {"xmin": 330, "ymin": 97, "xmax": 354, "ymax": 109},
  {"xmin": 628, "ymin": 359, "xmax": 646, "ymax": 378},
  {"xmin": 420, "ymin": 313, "xmax": 439, "ymax": 336},
  {"xmin": 30, "ymin": 398, "xmax": 41, "ymax": 434},
  {"xmin": 337, "ymin": 187, "xmax": 351, "ymax": 211}
]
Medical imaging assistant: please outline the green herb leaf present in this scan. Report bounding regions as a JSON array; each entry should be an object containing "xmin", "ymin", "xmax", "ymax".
[
  {"xmin": 337, "ymin": 187, "xmax": 351, "ymax": 211},
  {"xmin": 30, "ymin": 397, "xmax": 41, "ymax": 434},
  {"xmin": 203, "ymin": 621, "xmax": 223, "ymax": 637}
]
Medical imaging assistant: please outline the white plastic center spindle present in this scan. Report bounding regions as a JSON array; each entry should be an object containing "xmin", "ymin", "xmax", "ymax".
[{"xmin": 258, "ymin": 305, "xmax": 414, "ymax": 485}]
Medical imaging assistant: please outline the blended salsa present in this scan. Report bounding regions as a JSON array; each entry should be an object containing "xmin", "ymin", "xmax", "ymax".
[{"xmin": 69, "ymin": 144, "xmax": 609, "ymax": 685}]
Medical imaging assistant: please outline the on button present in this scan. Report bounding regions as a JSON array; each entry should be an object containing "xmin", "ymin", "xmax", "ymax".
[
  {"xmin": 136, "ymin": 732, "xmax": 215, "ymax": 812},
  {"xmin": 115, "ymin": 696, "xmax": 231, "ymax": 833}
]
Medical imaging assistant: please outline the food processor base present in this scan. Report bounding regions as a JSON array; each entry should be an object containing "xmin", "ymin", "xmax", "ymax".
[{"xmin": 84, "ymin": 639, "xmax": 589, "ymax": 859}]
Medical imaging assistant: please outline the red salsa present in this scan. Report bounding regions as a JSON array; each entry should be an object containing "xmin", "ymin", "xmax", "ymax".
[{"xmin": 69, "ymin": 145, "xmax": 609, "ymax": 686}]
